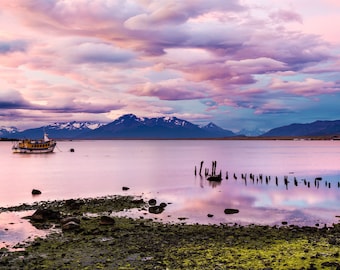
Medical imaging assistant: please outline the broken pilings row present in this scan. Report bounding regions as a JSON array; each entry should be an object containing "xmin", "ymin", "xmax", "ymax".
[{"xmin": 195, "ymin": 160, "xmax": 340, "ymax": 190}]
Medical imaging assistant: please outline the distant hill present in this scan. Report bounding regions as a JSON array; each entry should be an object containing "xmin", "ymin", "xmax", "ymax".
[
  {"xmin": 261, "ymin": 120, "xmax": 340, "ymax": 137},
  {"xmin": 5, "ymin": 114, "xmax": 235, "ymax": 139}
]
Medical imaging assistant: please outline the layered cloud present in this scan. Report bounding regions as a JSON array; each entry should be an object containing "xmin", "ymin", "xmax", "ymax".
[{"xmin": 0, "ymin": 0, "xmax": 339, "ymax": 130}]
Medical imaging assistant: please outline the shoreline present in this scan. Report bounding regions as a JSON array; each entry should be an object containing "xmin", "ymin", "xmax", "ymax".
[{"xmin": 1, "ymin": 195, "xmax": 340, "ymax": 269}]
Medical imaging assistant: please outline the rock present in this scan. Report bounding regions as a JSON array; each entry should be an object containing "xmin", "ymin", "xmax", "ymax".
[
  {"xmin": 148, "ymin": 199, "xmax": 157, "ymax": 206},
  {"xmin": 122, "ymin": 186, "xmax": 130, "ymax": 191},
  {"xmin": 61, "ymin": 217, "xmax": 80, "ymax": 225},
  {"xmin": 132, "ymin": 199, "xmax": 144, "ymax": 204},
  {"xmin": 321, "ymin": 262, "xmax": 339, "ymax": 268},
  {"xmin": 30, "ymin": 209, "xmax": 61, "ymax": 221},
  {"xmin": 207, "ymin": 175, "xmax": 222, "ymax": 181},
  {"xmin": 65, "ymin": 199, "xmax": 84, "ymax": 210},
  {"xmin": 62, "ymin": 221, "xmax": 80, "ymax": 231},
  {"xmin": 31, "ymin": 189, "xmax": 42, "ymax": 195},
  {"xmin": 282, "ymin": 221, "xmax": 288, "ymax": 225},
  {"xmin": 148, "ymin": 206, "xmax": 165, "ymax": 214},
  {"xmin": 148, "ymin": 202, "xmax": 167, "ymax": 214},
  {"xmin": 100, "ymin": 216, "xmax": 115, "ymax": 225},
  {"xmin": 224, "ymin": 208, "xmax": 239, "ymax": 215},
  {"xmin": 159, "ymin": 202, "xmax": 167, "ymax": 208}
]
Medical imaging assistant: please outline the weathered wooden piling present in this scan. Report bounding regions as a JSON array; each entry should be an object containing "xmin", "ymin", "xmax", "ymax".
[
  {"xmin": 314, "ymin": 177, "xmax": 321, "ymax": 189},
  {"xmin": 199, "ymin": 161, "xmax": 204, "ymax": 176},
  {"xmin": 211, "ymin": 161, "xmax": 217, "ymax": 176},
  {"xmin": 284, "ymin": 176, "xmax": 289, "ymax": 190}
]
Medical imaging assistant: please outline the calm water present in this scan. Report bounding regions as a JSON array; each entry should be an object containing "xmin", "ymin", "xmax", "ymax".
[{"xmin": 1, "ymin": 140, "xmax": 340, "ymax": 247}]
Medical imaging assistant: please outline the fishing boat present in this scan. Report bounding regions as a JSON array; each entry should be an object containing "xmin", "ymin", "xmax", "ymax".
[{"xmin": 12, "ymin": 133, "xmax": 57, "ymax": 154}]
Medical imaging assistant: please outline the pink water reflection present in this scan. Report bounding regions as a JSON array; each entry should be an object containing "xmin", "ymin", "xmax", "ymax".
[
  {"xmin": 0, "ymin": 211, "xmax": 47, "ymax": 250},
  {"xmin": 144, "ymin": 175, "xmax": 340, "ymax": 226},
  {"xmin": 1, "ymin": 140, "xmax": 340, "ymax": 246}
]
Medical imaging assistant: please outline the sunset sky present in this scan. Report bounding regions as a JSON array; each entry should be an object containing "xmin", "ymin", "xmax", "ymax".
[{"xmin": 1, "ymin": 0, "xmax": 340, "ymax": 131}]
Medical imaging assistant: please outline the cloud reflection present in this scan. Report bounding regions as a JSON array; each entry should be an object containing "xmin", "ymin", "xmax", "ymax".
[{"xmin": 148, "ymin": 171, "xmax": 340, "ymax": 227}]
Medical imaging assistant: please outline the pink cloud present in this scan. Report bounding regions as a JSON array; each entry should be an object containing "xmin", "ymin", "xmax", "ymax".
[
  {"xmin": 270, "ymin": 78, "xmax": 337, "ymax": 96},
  {"xmin": 129, "ymin": 80, "xmax": 208, "ymax": 100},
  {"xmin": 0, "ymin": 0, "xmax": 340, "ymax": 129},
  {"xmin": 269, "ymin": 9, "xmax": 303, "ymax": 24}
]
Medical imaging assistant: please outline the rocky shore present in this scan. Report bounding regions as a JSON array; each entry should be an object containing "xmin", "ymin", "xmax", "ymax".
[{"xmin": 1, "ymin": 195, "xmax": 340, "ymax": 269}]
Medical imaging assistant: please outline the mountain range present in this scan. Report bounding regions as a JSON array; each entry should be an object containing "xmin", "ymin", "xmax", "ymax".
[
  {"xmin": 1, "ymin": 115, "xmax": 340, "ymax": 140},
  {"xmin": 1, "ymin": 114, "xmax": 235, "ymax": 140}
]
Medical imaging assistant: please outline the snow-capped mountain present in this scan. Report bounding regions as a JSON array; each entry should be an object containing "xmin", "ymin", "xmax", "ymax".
[
  {"xmin": 236, "ymin": 128, "xmax": 266, "ymax": 137},
  {"xmin": 201, "ymin": 122, "xmax": 235, "ymax": 137},
  {"xmin": 48, "ymin": 121, "xmax": 104, "ymax": 131},
  {"xmin": 0, "ymin": 126, "xmax": 19, "ymax": 138},
  {"xmin": 9, "ymin": 121, "xmax": 105, "ymax": 139},
  {"xmin": 2, "ymin": 114, "xmax": 236, "ymax": 139},
  {"xmin": 82, "ymin": 114, "xmax": 236, "ymax": 139}
]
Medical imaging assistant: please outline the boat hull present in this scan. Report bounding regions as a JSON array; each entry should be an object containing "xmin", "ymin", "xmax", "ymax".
[{"xmin": 12, "ymin": 145, "xmax": 56, "ymax": 154}]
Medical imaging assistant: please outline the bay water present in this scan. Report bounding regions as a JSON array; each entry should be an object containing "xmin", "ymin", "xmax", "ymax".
[{"xmin": 1, "ymin": 139, "xmax": 340, "ymax": 248}]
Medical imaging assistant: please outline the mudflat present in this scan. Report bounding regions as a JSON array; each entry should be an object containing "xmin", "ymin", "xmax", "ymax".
[{"xmin": 1, "ymin": 195, "xmax": 340, "ymax": 269}]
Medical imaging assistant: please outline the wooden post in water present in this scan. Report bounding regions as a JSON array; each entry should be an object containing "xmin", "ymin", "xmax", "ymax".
[
  {"xmin": 284, "ymin": 176, "xmax": 289, "ymax": 190},
  {"xmin": 199, "ymin": 161, "xmax": 204, "ymax": 176},
  {"xmin": 211, "ymin": 161, "xmax": 217, "ymax": 176},
  {"xmin": 294, "ymin": 177, "xmax": 298, "ymax": 187}
]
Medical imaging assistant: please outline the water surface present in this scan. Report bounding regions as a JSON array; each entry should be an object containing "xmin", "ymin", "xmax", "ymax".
[{"xmin": 1, "ymin": 140, "xmax": 340, "ymax": 247}]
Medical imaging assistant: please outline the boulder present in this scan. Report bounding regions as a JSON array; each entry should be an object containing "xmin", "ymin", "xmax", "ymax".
[
  {"xmin": 159, "ymin": 202, "xmax": 167, "ymax": 208},
  {"xmin": 148, "ymin": 199, "xmax": 157, "ymax": 206},
  {"xmin": 31, "ymin": 189, "xmax": 42, "ymax": 195},
  {"xmin": 100, "ymin": 216, "xmax": 115, "ymax": 225},
  {"xmin": 148, "ymin": 206, "xmax": 164, "ymax": 214},
  {"xmin": 30, "ymin": 209, "xmax": 61, "ymax": 221},
  {"xmin": 62, "ymin": 221, "xmax": 80, "ymax": 231},
  {"xmin": 61, "ymin": 217, "xmax": 80, "ymax": 225},
  {"xmin": 64, "ymin": 199, "xmax": 84, "ymax": 210},
  {"xmin": 224, "ymin": 208, "xmax": 239, "ymax": 215},
  {"xmin": 148, "ymin": 201, "xmax": 167, "ymax": 214}
]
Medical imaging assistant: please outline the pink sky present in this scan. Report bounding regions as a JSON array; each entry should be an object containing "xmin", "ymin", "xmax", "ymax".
[{"xmin": 0, "ymin": 0, "xmax": 340, "ymax": 131}]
